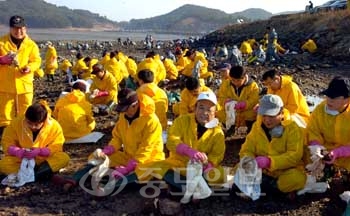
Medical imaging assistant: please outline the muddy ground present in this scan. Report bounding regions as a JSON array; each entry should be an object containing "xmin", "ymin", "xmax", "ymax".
[{"xmin": 0, "ymin": 43, "xmax": 350, "ymax": 216}]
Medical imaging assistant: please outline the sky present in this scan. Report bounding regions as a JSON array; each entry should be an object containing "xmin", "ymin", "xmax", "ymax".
[{"xmin": 44, "ymin": 0, "xmax": 327, "ymax": 22}]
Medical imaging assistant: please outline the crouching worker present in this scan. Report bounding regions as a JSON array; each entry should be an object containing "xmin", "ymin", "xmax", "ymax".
[
  {"xmin": 236, "ymin": 94, "xmax": 306, "ymax": 199},
  {"xmin": 53, "ymin": 88, "xmax": 165, "ymax": 193},
  {"xmin": 0, "ymin": 102, "xmax": 70, "ymax": 184},
  {"xmin": 137, "ymin": 91, "xmax": 226, "ymax": 198}
]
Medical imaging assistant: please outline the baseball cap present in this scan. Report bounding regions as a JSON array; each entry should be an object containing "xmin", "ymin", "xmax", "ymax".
[
  {"xmin": 258, "ymin": 94, "xmax": 284, "ymax": 116},
  {"xmin": 196, "ymin": 91, "xmax": 217, "ymax": 105},
  {"xmin": 91, "ymin": 63, "xmax": 104, "ymax": 74},
  {"xmin": 320, "ymin": 76, "xmax": 350, "ymax": 99},
  {"xmin": 115, "ymin": 88, "xmax": 139, "ymax": 112},
  {"xmin": 9, "ymin": 15, "xmax": 26, "ymax": 28}
]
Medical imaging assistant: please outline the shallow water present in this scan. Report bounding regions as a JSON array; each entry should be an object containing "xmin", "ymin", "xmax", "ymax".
[{"xmin": 0, "ymin": 28, "xmax": 189, "ymax": 41}]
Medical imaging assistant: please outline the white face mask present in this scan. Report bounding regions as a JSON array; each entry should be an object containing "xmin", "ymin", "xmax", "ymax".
[
  {"xmin": 324, "ymin": 105, "xmax": 339, "ymax": 116},
  {"xmin": 269, "ymin": 125, "xmax": 284, "ymax": 138},
  {"xmin": 204, "ymin": 118, "xmax": 219, "ymax": 128}
]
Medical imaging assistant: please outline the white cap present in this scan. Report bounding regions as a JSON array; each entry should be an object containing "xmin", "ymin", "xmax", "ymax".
[
  {"xmin": 196, "ymin": 91, "xmax": 217, "ymax": 105},
  {"xmin": 258, "ymin": 94, "xmax": 284, "ymax": 116}
]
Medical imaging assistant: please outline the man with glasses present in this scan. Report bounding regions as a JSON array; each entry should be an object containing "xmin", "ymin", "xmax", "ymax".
[
  {"xmin": 261, "ymin": 69, "xmax": 310, "ymax": 127},
  {"xmin": 0, "ymin": 15, "xmax": 41, "ymax": 135}
]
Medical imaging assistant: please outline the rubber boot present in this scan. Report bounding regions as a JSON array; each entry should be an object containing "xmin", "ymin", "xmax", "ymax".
[{"xmin": 35, "ymin": 161, "xmax": 54, "ymax": 182}]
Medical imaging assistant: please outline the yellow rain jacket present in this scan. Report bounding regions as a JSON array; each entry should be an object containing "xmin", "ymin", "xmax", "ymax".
[
  {"xmin": 105, "ymin": 57, "xmax": 126, "ymax": 84},
  {"xmin": 182, "ymin": 52, "xmax": 212, "ymax": 79},
  {"xmin": 163, "ymin": 58, "xmax": 178, "ymax": 80},
  {"xmin": 44, "ymin": 45, "xmax": 58, "ymax": 75},
  {"xmin": 239, "ymin": 118, "xmax": 306, "ymax": 192},
  {"xmin": 137, "ymin": 57, "xmax": 159, "ymax": 82},
  {"xmin": 176, "ymin": 55, "xmax": 190, "ymax": 73},
  {"xmin": 89, "ymin": 71, "xmax": 118, "ymax": 105},
  {"xmin": 0, "ymin": 33, "xmax": 41, "ymax": 94},
  {"xmin": 301, "ymin": 39, "xmax": 317, "ymax": 53},
  {"xmin": 35, "ymin": 68, "xmax": 44, "ymax": 78},
  {"xmin": 240, "ymin": 41, "xmax": 253, "ymax": 55},
  {"xmin": 108, "ymin": 93, "xmax": 165, "ymax": 171},
  {"xmin": 217, "ymin": 78, "xmax": 259, "ymax": 123},
  {"xmin": 267, "ymin": 75, "xmax": 310, "ymax": 123},
  {"xmin": 53, "ymin": 89, "xmax": 96, "ymax": 141},
  {"xmin": 137, "ymin": 83, "xmax": 168, "ymax": 130},
  {"xmin": 117, "ymin": 51, "xmax": 128, "ymax": 63},
  {"xmin": 125, "ymin": 57, "xmax": 137, "ymax": 78},
  {"xmin": 81, "ymin": 58, "xmax": 98, "ymax": 80},
  {"xmin": 0, "ymin": 114, "xmax": 70, "ymax": 174},
  {"xmin": 0, "ymin": 34, "xmax": 41, "ymax": 127},
  {"xmin": 137, "ymin": 113, "xmax": 226, "ymax": 183},
  {"xmin": 307, "ymin": 101, "xmax": 350, "ymax": 170},
  {"xmin": 72, "ymin": 58, "xmax": 88, "ymax": 77},
  {"xmin": 154, "ymin": 54, "xmax": 166, "ymax": 83},
  {"xmin": 100, "ymin": 53, "xmax": 110, "ymax": 67},
  {"xmin": 60, "ymin": 59, "xmax": 72, "ymax": 73},
  {"xmin": 176, "ymin": 85, "xmax": 212, "ymax": 116}
]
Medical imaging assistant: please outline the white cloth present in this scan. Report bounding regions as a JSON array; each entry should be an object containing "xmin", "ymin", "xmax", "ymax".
[
  {"xmin": 234, "ymin": 156, "xmax": 262, "ymax": 200},
  {"xmin": 1, "ymin": 158, "xmax": 35, "ymax": 187},
  {"xmin": 297, "ymin": 174, "xmax": 329, "ymax": 195},
  {"xmin": 180, "ymin": 161, "xmax": 212, "ymax": 204},
  {"xmin": 64, "ymin": 132, "xmax": 104, "ymax": 144},
  {"xmin": 225, "ymin": 100, "xmax": 237, "ymax": 130},
  {"xmin": 307, "ymin": 145, "xmax": 327, "ymax": 179},
  {"xmin": 340, "ymin": 191, "xmax": 350, "ymax": 203},
  {"xmin": 88, "ymin": 148, "xmax": 110, "ymax": 181}
]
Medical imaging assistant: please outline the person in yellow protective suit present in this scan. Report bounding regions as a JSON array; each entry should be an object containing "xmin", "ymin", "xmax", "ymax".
[
  {"xmin": 238, "ymin": 94, "xmax": 306, "ymax": 195},
  {"xmin": 105, "ymin": 51, "xmax": 127, "ymax": 84},
  {"xmin": 59, "ymin": 58, "xmax": 73, "ymax": 83},
  {"xmin": 44, "ymin": 41, "xmax": 58, "ymax": 82},
  {"xmin": 136, "ymin": 69, "xmax": 168, "ymax": 130},
  {"xmin": 301, "ymin": 39, "xmax": 317, "ymax": 53},
  {"xmin": 262, "ymin": 69, "xmax": 310, "ymax": 126},
  {"xmin": 53, "ymin": 81, "xmax": 95, "ymax": 141},
  {"xmin": 173, "ymin": 77, "xmax": 212, "ymax": 116},
  {"xmin": 217, "ymin": 66, "xmax": 259, "ymax": 132},
  {"xmin": 99, "ymin": 50, "xmax": 110, "ymax": 67},
  {"xmin": 0, "ymin": 102, "xmax": 70, "ymax": 182},
  {"xmin": 175, "ymin": 49, "xmax": 190, "ymax": 74},
  {"xmin": 34, "ymin": 68, "xmax": 45, "ymax": 79},
  {"xmin": 306, "ymin": 77, "xmax": 350, "ymax": 171},
  {"xmin": 53, "ymin": 88, "xmax": 165, "ymax": 191},
  {"xmin": 89, "ymin": 63, "xmax": 118, "ymax": 106},
  {"xmin": 125, "ymin": 56, "xmax": 137, "ymax": 79},
  {"xmin": 137, "ymin": 51, "xmax": 166, "ymax": 84},
  {"xmin": 162, "ymin": 57, "xmax": 178, "ymax": 80},
  {"xmin": 182, "ymin": 49, "xmax": 213, "ymax": 80},
  {"xmin": 240, "ymin": 40, "xmax": 253, "ymax": 56},
  {"xmin": 136, "ymin": 91, "xmax": 226, "ymax": 190},
  {"xmin": 71, "ymin": 52, "xmax": 89, "ymax": 81},
  {"xmin": 0, "ymin": 15, "xmax": 41, "ymax": 132},
  {"xmin": 81, "ymin": 56, "xmax": 98, "ymax": 80}
]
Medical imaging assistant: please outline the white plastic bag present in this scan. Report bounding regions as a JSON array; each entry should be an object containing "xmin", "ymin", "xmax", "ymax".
[
  {"xmin": 225, "ymin": 100, "xmax": 237, "ymax": 130},
  {"xmin": 1, "ymin": 158, "xmax": 35, "ymax": 187},
  {"xmin": 88, "ymin": 148, "xmax": 110, "ymax": 180},
  {"xmin": 297, "ymin": 174, "xmax": 329, "ymax": 195},
  {"xmin": 180, "ymin": 161, "xmax": 212, "ymax": 204},
  {"xmin": 234, "ymin": 156, "xmax": 262, "ymax": 200}
]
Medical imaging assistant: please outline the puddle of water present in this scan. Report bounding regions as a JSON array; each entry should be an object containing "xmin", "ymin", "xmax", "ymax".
[{"xmin": 306, "ymin": 95, "xmax": 324, "ymax": 112}]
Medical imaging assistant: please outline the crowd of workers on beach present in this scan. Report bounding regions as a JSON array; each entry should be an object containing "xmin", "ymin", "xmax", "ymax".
[{"xmin": 1, "ymin": 14, "xmax": 350, "ymax": 212}]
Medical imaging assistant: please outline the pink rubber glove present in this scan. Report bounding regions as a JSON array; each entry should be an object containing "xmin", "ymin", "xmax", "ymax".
[
  {"xmin": 23, "ymin": 148, "xmax": 41, "ymax": 159},
  {"xmin": 0, "ymin": 55, "xmax": 13, "ymax": 65},
  {"xmin": 326, "ymin": 146, "xmax": 350, "ymax": 164},
  {"xmin": 234, "ymin": 101, "xmax": 247, "ymax": 110},
  {"xmin": 112, "ymin": 159, "xmax": 137, "ymax": 179},
  {"xmin": 95, "ymin": 91, "xmax": 109, "ymax": 97},
  {"xmin": 8, "ymin": 146, "xmax": 25, "ymax": 159},
  {"xmin": 255, "ymin": 156, "xmax": 271, "ymax": 169},
  {"xmin": 102, "ymin": 145, "xmax": 115, "ymax": 155},
  {"xmin": 38, "ymin": 147, "xmax": 51, "ymax": 157},
  {"xmin": 176, "ymin": 143, "xmax": 207, "ymax": 162},
  {"xmin": 203, "ymin": 162, "xmax": 214, "ymax": 173}
]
